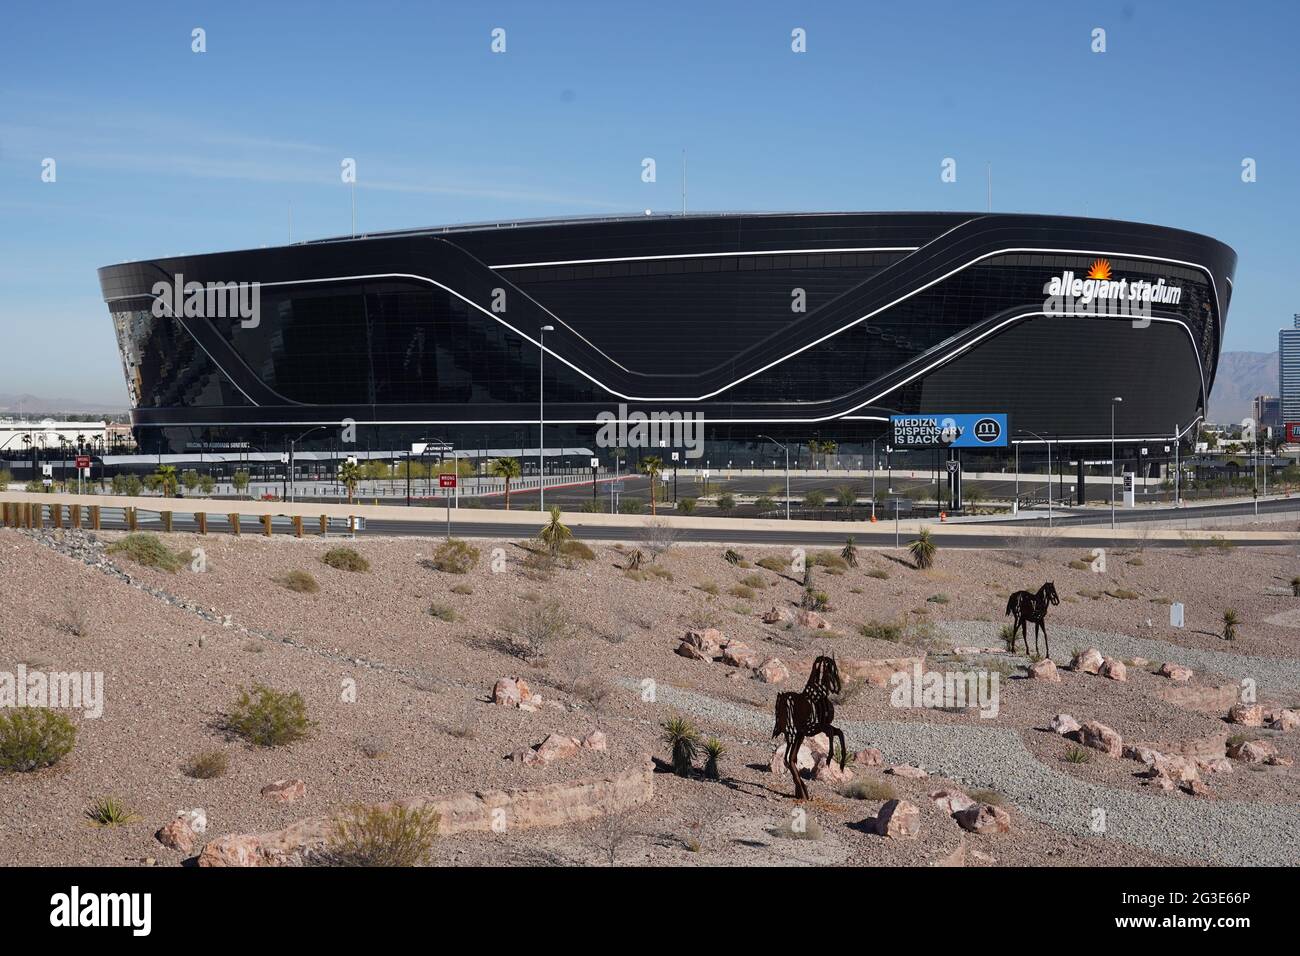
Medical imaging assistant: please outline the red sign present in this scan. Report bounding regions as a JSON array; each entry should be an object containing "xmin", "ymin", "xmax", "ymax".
[
  {"xmin": 75, "ymin": 455, "xmax": 91, "ymax": 469},
  {"xmin": 438, "ymin": 474, "xmax": 457, "ymax": 489},
  {"xmin": 1287, "ymin": 423, "xmax": 1300, "ymax": 443}
]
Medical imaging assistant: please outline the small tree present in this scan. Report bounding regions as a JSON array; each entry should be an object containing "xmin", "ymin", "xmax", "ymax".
[
  {"xmin": 199, "ymin": 473, "xmax": 215, "ymax": 495},
  {"xmin": 489, "ymin": 457, "xmax": 522, "ymax": 511},
  {"xmin": 1222, "ymin": 609, "xmax": 1239, "ymax": 641},
  {"xmin": 231, "ymin": 469, "xmax": 251, "ymax": 498},
  {"xmin": 337, "ymin": 461, "xmax": 361, "ymax": 503},
  {"xmin": 181, "ymin": 469, "xmax": 201, "ymax": 494},
  {"xmin": 662, "ymin": 716, "xmax": 700, "ymax": 777},
  {"xmin": 804, "ymin": 489, "xmax": 826, "ymax": 509},
  {"xmin": 538, "ymin": 506, "xmax": 572, "ymax": 557},
  {"xmin": 640, "ymin": 456, "xmax": 665, "ymax": 515},
  {"xmin": 909, "ymin": 527, "xmax": 937, "ymax": 570}
]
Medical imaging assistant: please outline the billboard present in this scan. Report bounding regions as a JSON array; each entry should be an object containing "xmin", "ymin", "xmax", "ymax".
[
  {"xmin": 890, "ymin": 413, "xmax": 1008, "ymax": 448},
  {"xmin": 1286, "ymin": 423, "xmax": 1300, "ymax": 443}
]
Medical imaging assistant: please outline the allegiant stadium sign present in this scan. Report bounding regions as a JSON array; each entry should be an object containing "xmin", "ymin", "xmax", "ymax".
[{"xmin": 1042, "ymin": 258, "xmax": 1182, "ymax": 326}]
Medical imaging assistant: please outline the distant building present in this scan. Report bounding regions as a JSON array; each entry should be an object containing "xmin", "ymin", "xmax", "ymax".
[
  {"xmin": 1280, "ymin": 315, "xmax": 1300, "ymax": 425},
  {"xmin": 1254, "ymin": 394, "xmax": 1282, "ymax": 430}
]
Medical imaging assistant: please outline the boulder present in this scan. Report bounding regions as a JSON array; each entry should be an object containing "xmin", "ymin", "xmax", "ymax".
[
  {"xmin": 197, "ymin": 834, "xmax": 262, "ymax": 867},
  {"xmin": 1050, "ymin": 713, "xmax": 1082, "ymax": 736},
  {"xmin": 813, "ymin": 758, "xmax": 854, "ymax": 783},
  {"xmin": 886, "ymin": 764, "xmax": 929, "ymax": 779},
  {"xmin": 1027, "ymin": 659, "xmax": 1060, "ymax": 682},
  {"xmin": 838, "ymin": 656, "xmax": 927, "ymax": 688},
  {"xmin": 514, "ymin": 733, "xmax": 584, "ymax": 766},
  {"xmin": 581, "ymin": 730, "xmax": 607, "ymax": 751},
  {"xmin": 260, "ymin": 779, "xmax": 306, "ymax": 804},
  {"xmin": 1196, "ymin": 757, "xmax": 1233, "ymax": 775},
  {"xmin": 1099, "ymin": 658, "xmax": 1128, "ymax": 682},
  {"xmin": 1148, "ymin": 753, "xmax": 1199, "ymax": 784},
  {"xmin": 178, "ymin": 808, "xmax": 207, "ymax": 835},
  {"xmin": 1130, "ymin": 732, "xmax": 1228, "ymax": 761},
  {"xmin": 683, "ymin": 628, "xmax": 723, "ymax": 657},
  {"xmin": 873, "ymin": 799, "xmax": 920, "ymax": 839},
  {"xmin": 1077, "ymin": 720, "xmax": 1122, "ymax": 758},
  {"xmin": 721, "ymin": 641, "xmax": 761, "ymax": 669},
  {"xmin": 1227, "ymin": 738, "xmax": 1276, "ymax": 764},
  {"xmin": 1182, "ymin": 779, "xmax": 1211, "ymax": 797},
  {"xmin": 493, "ymin": 677, "xmax": 541, "ymax": 709},
  {"xmin": 675, "ymin": 641, "xmax": 709, "ymax": 661},
  {"xmin": 929, "ymin": 788, "xmax": 975, "ymax": 815},
  {"xmin": 953, "ymin": 803, "xmax": 1011, "ymax": 835},
  {"xmin": 1267, "ymin": 754, "xmax": 1294, "ymax": 767},
  {"xmin": 796, "ymin": 609, "xmax": 829, "ymax": 630},
  {"xmin": 1158, "ymin": 662, "xmax": 1194, "ymax": 683},
  {"xmin": 770, "ymin": 742, "xmax": 817, "ymax": 774},
  {"xmin": 761, "ymin": 607, "xmax": 791, "ymax": 625},
  {"xmin": 155, "ymin": 817, "xmax": 195, "ymax": 854},
  {"xmin": 1069, "ymin": 648, "xmax": 1104, "ymax": 674},
  {"xmin": 1156, "ymin": 683, "xmax": 1238, "ymax": 715},
  {"xmin": 756, "ymin": 658, "xmax": 790, "ymax": 684},
  {"xmin": 1269, "ymin": 709, "xmax": 1300, "ymax": 731},
  {"xmin": 854, "ymin": 747, "xmax": 884, "ymax": 767},
  {"xmin": 1228, "ymin": 704, "xmax": 1264, "ymax": 727}
]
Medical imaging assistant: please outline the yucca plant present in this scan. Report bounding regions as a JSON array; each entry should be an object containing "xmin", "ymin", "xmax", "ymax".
[
  {"xmin": 537, "ymin": 506, "xmax": 572, "ymax": 557},
  {"xmin": 723, "ymin": 549, "xmax": 743, "ymax": 565},
  {"xmin": 1222, "ymin": 609, "xmax": 1239, "ymax": 641},
  {"xmin": 841, "ymin": 536, "xmax": 858, "ymax": 568},
  {"xmin": 626, "ymin": 548, "xmax": 645, "ymax": 571},
  {"xmin": 662, "ymin": 716, "xmax": 700, "ymax": 777},
  {"xmin": 1064, "ymin": 745, "xmax": 1092, "ymax": 764},
  {"xmin": 702, "ymin": 737, "xmax": 727, "ymax": 780},
  {"xmin": 909, "ymin": 527, "xmax": 937, "ymax": 570},
  {"xmin": 85, "ymin": 796, "xmax": 139, "ymax": 828}
]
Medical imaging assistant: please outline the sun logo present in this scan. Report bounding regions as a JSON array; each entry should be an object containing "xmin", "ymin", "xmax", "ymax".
[{"xmin": 1086, "ymin": 258, "xmax": 1113, "ymax": 281}]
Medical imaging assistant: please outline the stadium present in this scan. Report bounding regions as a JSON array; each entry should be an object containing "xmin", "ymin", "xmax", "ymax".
[{"xmin": 98, "ymin": 211, "xmax": 1235, "ymax": 469}]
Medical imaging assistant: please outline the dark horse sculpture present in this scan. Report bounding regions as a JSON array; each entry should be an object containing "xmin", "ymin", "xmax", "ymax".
[
  {"xmin": 1005, "ymin": 581, "xmax": 1060, "ymax": 657},
  {"xmin": 772, "ymin": 656, "xmax": 845, "ymax": 799}
]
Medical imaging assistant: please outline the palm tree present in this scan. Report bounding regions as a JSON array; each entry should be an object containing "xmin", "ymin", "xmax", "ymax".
[
  {"xmin": 489, "ymin": 457, "xmax": 522, "ymax": 511},
  {"xmin": 154, "ymin": 464, "xmax": 178, "ymax": 497},
  {"xmin": 337, "ymin": 461, "xmax": 361, "ymax": 504},
  {"xmin": 538, "ymin": 506, "xmax": 572, "ymax": 557},
  {"xmin": 640, "ymin": 455, "xmax": 664, "ymax": 515}
]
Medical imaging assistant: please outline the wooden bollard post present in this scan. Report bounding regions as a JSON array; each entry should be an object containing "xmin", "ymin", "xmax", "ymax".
[
  {"xmin": 196, "ymin": 512, "xmax": 207, "ymax": 535},
  {"xmin": 293, "ymin": 515, "xmax": 303, "ymax": 538},
  {"xmin": 71, "ymin": 504, "xmax": 81, "ymax": 529},
  {"xmin": 261, "ymin": 514, "xmax": 273, "ymax": 537},
  {"xmin": 53, "ymin": 504, "xmax": 64, "ymax": 529},
  {"xmin": 2, "ymin": 502, "xmax": 9, "ymax": 527},
  {"xmin": 34, "ymin": 503, "xmax": 44, "ymax": 529},
  {"xmin": 229, "ymin": 514, "xmax": 240, "ymax": 536},
  {"xmin": 319, "ymin": 515, "xmax": 328, "ymax": 535},
  {"xmin": 90, "ymin": 505, "xmax": 100, "ymax": 530},
  {"xmin": 161, "ymin": 511, "xmax": 173, "ymax": 533},
  {"xmin": 126, "ymin": 507, "xmax": 137, "ymax": 531},
  {"xmin": 24, "ymin": 503, "xmax": 33, "ymax": 528}
]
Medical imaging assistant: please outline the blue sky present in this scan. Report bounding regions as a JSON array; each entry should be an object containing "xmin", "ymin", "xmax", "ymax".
[{"xmin": 1, "ymin": 0, "xmax": 1296, "ymax": 405}]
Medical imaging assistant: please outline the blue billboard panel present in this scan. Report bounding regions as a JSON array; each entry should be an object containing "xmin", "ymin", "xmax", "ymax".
[{"xmin": 890, "ymin": 413, "xmax": 1008, "ymax": 448}]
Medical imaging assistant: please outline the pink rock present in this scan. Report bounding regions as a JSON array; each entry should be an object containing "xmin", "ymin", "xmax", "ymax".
[
  {"xmin": 1228, "ymin": 738, "xmax": 1276, "ymax": 764},
  {"xmin": 886, "ymin": 764, "xmax": 929, "ymax": 779},
  {"xmin": 155, "ymin": 817, "xmax": 195, "ymax": 854},
  {"xmin": 1266, "ymin": 754, "xmax": 1294, "ymax": 767},
  {"xmin": 953, "ymin": 803, "xmax": 1011, "ymax": 835},
  {"xmin": 770, "ymin": 742, "xmax": 816, "ymax": 774},
  {"xmin": 1148, "ymin": 753, "xmax": 1199, "ymax": 784},
  {"xmin": 1051, "ymin": 713, "xmax": 1082, "ymax": 735},
  {"xmin": 1269, "ymin": 709, "xmax": 1300, "ymax": 731},
  {"xmin": 1077, "ymin": 720, "xmax": 1122, "ymax": 758},
  {"xmin": 1028, "ymin": 659, "xmax": 1060, "ymax": 682},
  {"xmin": 675, "ymin": 641, "xmax": 708, "ymax": 661},
  {"xmin": 813, "ymin": 757, "xmax": 854, "ymax": 783},
  {"xmin": 1131, "ymin": 657, "xmax": 1150, "ymax": 667},
  {"xmin": 1158, "ymin": 662, "xmax": 1193, "ymax": 682},
  {"xmin": 197, "ymin": 834, "xmax": 263, "ymax": 867},
  {"xmin": 492, "ymin": 677, "xmax": 522, "ymax": 707},
  {"xmin": 873, "ymin": 799, "xmax": 920, "ymax": 839},
  {"xmin": 761, "ymin": 606, "xmax": 790, "ymax": 624},
  {"xmin": 721, "ymin": 642, "xmax": 760, "ymax": 668},
  {"xmin": 1069, "ymin": 648, "xmax": 1104, "ymax": 674},
  {"xmin": 929, "ymin": 788, "xmax": 975, "ymax": 815},
  {"xmin": 683, "ymin": 628, "xmax": 723, "ymax": 656},
  {"xmin": 756, "ymin": 658, "xmax": 790, "ymax": 684},
  {"xmin": 1145, "ymin": 774, "xmax": 1177, "ymax": 791},
  {"xmin": 1228, "ymin": 704, "xmax": 1264, "ymax": 727},
  {"xmin": 1196, "ymin": 757, "xmax": 1233, "ymax": 774},
  {"xmin": 796, "ymin": 609, "xmax": 829, "ymax": 630},
  {"xmin": 1182, "ymin": 778, "xmax": 1211, "ymax": 797},
  {"xmin": 260, "ymin": 779, "xmax": 306, "ymax": 804},
  {"xmin": 1100, "ymin": 658, "xmax": 1127, "ymax": 682},
  {"xmin": 581, "ymin": 730, "xmax": 607, "ymax": 751},
  {"xmin": 854, "ymin": 748, "xmax": 883, "ymax": 767},
  {"xmin": 535, "ymin": 734, "xmax": 582, "ymax": 763}
]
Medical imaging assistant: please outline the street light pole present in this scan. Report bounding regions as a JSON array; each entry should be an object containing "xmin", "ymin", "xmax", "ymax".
[
  {"xmin": 1017, "ymin": 429, "xmax": 1053, "ymax": 527},
  {"xmin": 538, "ymin": 325, "xmax": 554, "ymax": 510},
  {"xmin": 758, "ymin": 435, "xmax": 790, "ymax": 520},
  {"xmin": 871, "ymin": 438, "xmax": 877, "ymax": 520},
  {"xmin": 1111, "ymin": 396, "xmax": 1123, "ymax": 531}
]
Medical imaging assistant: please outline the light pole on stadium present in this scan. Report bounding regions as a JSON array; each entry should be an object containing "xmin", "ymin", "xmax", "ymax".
[
  {"xmin": 538, "ymin": 325, "xmax": 554, "ymax": 510},
  {"xmin": 758, "ymin": 435, "xmax": 790, "ymax": 520},
  {"xmin": 1111, "ymin": 396, "xmax": 1123, "ymax": 531},
  {"xmin": 1017, "ymin": 429, "xmax": 1053, "ymax": 527}
]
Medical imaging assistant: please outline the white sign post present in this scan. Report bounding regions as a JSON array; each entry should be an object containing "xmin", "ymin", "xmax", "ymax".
[{"xmin": 1170, "ymin": 602, "xmax": 1185, "ymax": 628}]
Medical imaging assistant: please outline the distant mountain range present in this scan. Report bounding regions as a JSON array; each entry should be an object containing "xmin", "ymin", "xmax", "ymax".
[
  {"xmin": 0, "ymin": 393, "xmax": 126, "ymax": 417},
  {"xmin": 1208, "ymin": 351, "xmax": 1277, "ymax": 424}
]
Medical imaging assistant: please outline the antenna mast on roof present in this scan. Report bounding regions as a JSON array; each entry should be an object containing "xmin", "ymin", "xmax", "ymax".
[{"xmin": 682, "ymin": 149, "xmax": 687, "ymax": 215}]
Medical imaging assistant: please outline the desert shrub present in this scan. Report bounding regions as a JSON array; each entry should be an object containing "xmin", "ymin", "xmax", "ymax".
[
  {"xmin": 1067, "ymin": 559, "xmax": 1090, "ymax": 571},
  {"xmin": 861, "ymin": 619, "xmax": 903, "ymax": 642},
  {"xmin": 322, "ymin": 804, "xmax": 440, "ymax": 867},
  {"xmin": 0, "ymin": 709, "xmax": 76, "ymax": 771},
  {"xmin": 729, "ymin": 584, "xmax": 755, "ymax": 600},
  {"xmin": 106, "ymin": 533, "xmax": 184, "ymax": 572},
  {"xmin": 648, "ymin": 565, "xmax": 674, "ymax": 581},
  {"xmin": 866, "ymin": 567, "xmax": 889, "ymax": 580},
  {"xmin": 677, "ymin": 497, "xmax": 697, "ymax": 514},
  {"xmin": 842, "ymin": 777, "xmax": 896, "ymax": 801},
  {"xmin": 716, "ymin": 493, "xmax": 735, "ymax": 512},
  {"xmin": 810, "ymin": 550, "xmax": 848, "ymax": 571},
  {"xmin": 426, "ymin": 538, "xmax": 479, "ymax": 574},
  {"xmin": 1127, "ymin": 557, "xmax": 1144, "ymax": 567},
  {"xmin": 275, "ymin": 569, "xmax": 320, "ymax": 594},
  {"xmin": 182, "ymin": 749, "xmax": 229, "ymax": 779},
  {"xmin": 803, "ymin": 489, "xmax": 826, "ymax": 509},
  {"xmin": 835, "ymin": 485, "xmax": 859, "ymax": 508},
  {"xmin": 618, "ymin": 497, "xmax": 645, "ymax": 514},
  {"xmin": 538, "ymin": 507, "xmax": 573, "ymax": 557},
  {"xmin": 927, "ymin": 593, "xmax": 950, "ymax": 604},
  {"xmin": 578, "ymin": 498, "xmax": 605, "ymax": 513},
  {"xmin": 225, "ymin": 684, "xmax": 315, "ymax": 747},
  {"xmin": 322, "ymin": 546, "xmax": 369, "ymax": 573},
  {"xmin": 559, "ymin": 539, "xmax": 595, "ymax": 561},
  {"xmin": 662, "ymin": 716, "xmax": 700, "ymax": 777},
  {"xmin": 1222, "ymin": 609, "xmax": 1239, "ymax": 641},
  {"xmin": 800, "ymin": 587, "xmax": 829, "ymax": 611},
  {"xmin": 59, "ymin": 596, "xmax": 91, "ymax": 637},
  {"xmin": 496, "ymin": 601, "xmax": 575, "ymax": 662},
  {"xmin": 84, "ymin": 796, "xmax": 139, "ymax": 827},
  {"xmin": 908, "ymin": 527, "xmax": 936, "ymax": 569},
  {"xmin": 1291, "ymin": 576, "xmax": 1300, "ymax": 597},
  {"xmin": 696, "ymin": 580, "xmax": 720, "ymax": 596},
  {"xmin": 521, "ymin": 549, "xmax": 557, "ymax": 580},
  {"xmin": 999, "ymin": 623, "xmax": 1018, "ymax": 652},
  {"xmin": 1106, "ymin": 588, "xmax": 1140, "ymax": 600},
  {"xmin": 754, "ymin": 495, "xmax": 775, "ymax": 512},
  {"xmin": 775, "ymin": 815, "xmax": 823, "ymax": 840},
  {"xmin": 1077, "ymin": 588, "xmax": 1102, "ymax": 600},
  {"xmin": 451, "ymin": 583, "xmax": 473, "ymax": 595},
  {"xmin": 756, "ymin": 556, "xmax": 787, "ymax": 573},
  {"xmin": 1064, "ymin": 745, "xmax": 1092, "ymax": 764},
  {"xmin": 429, "ymin": 603, "xmax": 457, "ymax": 623},
  {"xmin": 740, "ymin": 573, "xmax": 766, "ymax": 589},
  {"xmin": 357, "ymin": 735, "xmax": 390, "ymax": 759},
  {"xmin": 967, "ymin": 788, "xmax": 1005, "ymax": 807}
]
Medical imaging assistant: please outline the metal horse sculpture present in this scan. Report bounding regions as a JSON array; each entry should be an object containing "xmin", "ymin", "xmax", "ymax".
[
  {"xmin": 772, "ymin": 656, "xmax": 845, "ymax": 799},
  {"xmin": 1005, "ymin": 581, "xmax": 1060, "ymax": 657}
]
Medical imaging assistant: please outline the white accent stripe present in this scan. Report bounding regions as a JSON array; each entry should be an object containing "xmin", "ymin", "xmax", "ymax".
[{"xmin": 489, "ymin": 247, "xmax": 917, "ymax": 269}]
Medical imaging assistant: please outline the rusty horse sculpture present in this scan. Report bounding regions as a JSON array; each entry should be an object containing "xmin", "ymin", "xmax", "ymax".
[
  {"xmin": 1005, "ymin": 581, "xmax": 1060, "ymax": 657},
  {"xmin": 772, "ymin": 656, "xmax": 846, "ymax": 799}
]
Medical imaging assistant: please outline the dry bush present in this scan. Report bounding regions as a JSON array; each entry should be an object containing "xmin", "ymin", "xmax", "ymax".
[
  {"xmin": 59, "ymin": 595, "xmax": 91, "ymax": 637},
  {"xmin": 493, "ymin": 601, "xmax": 577, "ymax": 662},
  {"xmin": 639, "ymin": 519, "xmax": 679, "ymax": 561},
  {"xmin": 320, "ymin": 804, "xmax": 440, "ymax": 867},
  {"xmin": 182, "ymin": 749, "xmax": 229, "ymax": 779},
  {"xmin": 582, "ymin": 810, "xmax": 642, "ymax": 866}
]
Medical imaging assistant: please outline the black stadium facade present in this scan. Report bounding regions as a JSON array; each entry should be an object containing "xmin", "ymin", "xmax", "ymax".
[{"xmin": 98, "ymin": 211, "xmax": 1235, "ymax": 468}]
